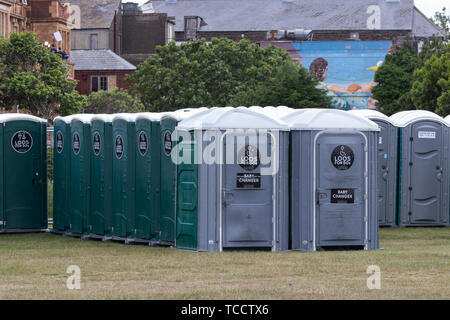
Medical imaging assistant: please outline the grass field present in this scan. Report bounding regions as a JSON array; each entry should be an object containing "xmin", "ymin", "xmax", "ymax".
[{"xmin": 0, "ymin": 228, "xmax": 449, "ymax": 300}]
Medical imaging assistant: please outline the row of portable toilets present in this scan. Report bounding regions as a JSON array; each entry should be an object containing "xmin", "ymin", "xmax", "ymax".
[{"xmin": 0, "ymin": 108, "xmax": 449, "ymax": 252}]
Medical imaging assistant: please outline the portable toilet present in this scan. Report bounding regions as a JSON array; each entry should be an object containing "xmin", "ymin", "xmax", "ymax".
[
  {"xmin": 391, "ymin": 110, "xmax": 449, "ymax": 227},
  {"xmin": 134, "ymin": 112, "xmax": 167, "ymax": 243},
  {"xmin": 68, "ymin": 114, "xmax": 95, "ymax": 236},
  {"xmin": 0, "ymin": 114, "xmax": 47, "ymax": 233},
  {"xmin": 159, "ymin": 108, "xmax": 209, "ymax": 245},
  {"xmin": 349, "ymin": 109, "xmax": 398, "ymax": 227},
  {"xmin": 283, "ymin": 109, "xmax": 380, "ymax": 251},
  {"xmin": 89, "ymin": 114, "xmax": 114, "ymax": 239},
  {"xmin": 53, "ymin": 115, "xmax": 74, "ymax": 233},
  {"xmin": 112, "ymin": 113, "xmax": 137, "ymax": 242},
  {"xmin": 174, "ymin": 107, "xmax": 290, "ymax": 252}
]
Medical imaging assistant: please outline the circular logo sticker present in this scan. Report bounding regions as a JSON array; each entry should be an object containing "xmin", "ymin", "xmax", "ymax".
[
  {"xmin": 331, "ymin": 145, "xmax": 354, "ymax": 170},
  {"xmin": 115, "ymin": 135, "xmax": 124, "ymax": 159},
  {"xmin": 11, "ymin": 131, "xmax": 33, "ymax": 154},
  {"xmin": 138, "ymin": 131, "xmax": 148, "ymax": 156},
  {"xmin": 56, "ymin": 131, "xmax": 63, "ymax": 153},
  {"xmin": 163, "ymin": 131, "xmax": 172, "ymax": 155},
  {"xmin": 73, "ymin": 132, "xmax": 80, "ymax": 155},
  {"xmin": 238, "ymin": 145, "xmax": 260, "ymax": 171},
  {"xmin": 93, "ymin": 132, "xmax": 101, "ymax": 156}
]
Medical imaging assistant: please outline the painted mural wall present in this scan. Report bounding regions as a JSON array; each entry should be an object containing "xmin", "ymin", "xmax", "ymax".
[{"xmin": 260, "ymin": 41, "xmax": 393, "ymax": 110}]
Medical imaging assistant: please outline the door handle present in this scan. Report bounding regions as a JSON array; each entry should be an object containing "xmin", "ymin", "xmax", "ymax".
[{"xmin": 223, "ymin": 191, "xmax": 233, "ymax": 207}]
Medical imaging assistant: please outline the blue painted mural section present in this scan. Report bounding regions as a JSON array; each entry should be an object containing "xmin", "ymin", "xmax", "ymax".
[{"xmin": 291, "ymin": 41, "xmax": 392, "ymax": 109}]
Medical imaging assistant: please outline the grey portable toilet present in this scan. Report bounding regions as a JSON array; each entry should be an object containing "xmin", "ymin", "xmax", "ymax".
[
  {"xmin": 391, "ymin": 110, "xmax": 449, "ymax": 227},
  {"xmin": 0, "ymin": 114, "xmax": 47, "ymax": 233},
  {"xmin": 174, "ymin": 107, "xmax": 290, "ymax": 252},
  {"xmin": 284, "ymin": 109, "xmax": 380, "ymax": 251},
  {"xmin": 349, "ymin": 109, "xmax": 398, "ymax": 227}
]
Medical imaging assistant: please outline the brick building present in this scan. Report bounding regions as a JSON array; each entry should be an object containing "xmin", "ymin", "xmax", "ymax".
[
  {"xmin": 60, "ymin": 0, "xmax": 122, "ymax": 54},
  {"xmin": 0, "ymin": 0, "xmax": 27, "ymax": 38},
  {"xmin": 70, "ymin": 49, "xmax": 136, "ymax": 95},
  {"xmin": 26, "ymin": 0, "xmax": 71, "ymax": 54},
  {"xmin": 121, "ymin": 2, "xmax": 175, "ymax": 66}
]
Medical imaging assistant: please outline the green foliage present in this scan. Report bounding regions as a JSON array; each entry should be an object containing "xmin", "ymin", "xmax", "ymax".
[
  {"xmin": 411, "ymin": 48, "xmax": 450, "ymax": 116},
  {"xmin": 230, "ymin": 61, "xmax": 331, "ymax": 108},
  {"xmin": 84, "ymin": 88, "xmax": 145, "ymax": 113},
  {"xmin": 432, "ymin": 7, "xmax": 450, "ymax": 38},
  {"xmin": 128, "ymin": 38, "xmax": 330, "ymax": 111},
  {"xmin": 0, "ymin": 32, "xmax": 84, "ymax": 119},
  {"xmin": 47, "ymin": 147, "xmax": 54, "ymax": 182},
  {"xmin": 372, "ymin": 41, "xmax": 417, "ymax": 115}
]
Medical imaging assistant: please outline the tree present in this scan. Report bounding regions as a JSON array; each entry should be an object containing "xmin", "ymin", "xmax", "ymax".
[
  {"xmin": 432, "ymin": 7, "xmax": 450, "ymax": 38},
  {"xmin": 84, "ymin": 88, "xmax": 145, "ymax": 113},
  {"xmin": 0, "ymin": 32, "xmax": 84, "ymax": 119},
  {"xmin": 371, "ymin": 41, "xmax": 417, "ymax": 115},
  {"xmin": 127, "ymin": 38, "xmax": 330, "ymax": 111},
  {"xmin": 230, "ymin": 61, "xmax": 331, "ymax": 108},
  {"xmin": 411, "ymin": 48, "xmax": 450, "ymax": 116}
]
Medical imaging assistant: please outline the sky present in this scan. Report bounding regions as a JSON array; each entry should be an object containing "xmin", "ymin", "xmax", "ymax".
[{"xmin": 128, "ymin": 0, "xmax": 448, "ymax": 19}]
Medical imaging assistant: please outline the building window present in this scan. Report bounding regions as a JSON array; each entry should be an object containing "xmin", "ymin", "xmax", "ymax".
[
  {"xmin": 90, "ymin": 34, "xmax": 98, "ymax": 50},
  {"xmin": 91, "ymin": 76, "xmax": 108, "ymax": 93}
]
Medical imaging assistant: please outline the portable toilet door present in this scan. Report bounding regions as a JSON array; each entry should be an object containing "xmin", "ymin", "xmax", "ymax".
[
  {"xmin": 112, "ymin": 114, "xmax": 137, "ymax": 242},
  {"xmin": 283, "ymin": 109, "xmax": 380, "ymax": 251},
  {"xmin": 349, "ymin": 109, "xmax": 398, "ymax": 227},
  {"xmin": 69, "ymin": 114, "xmax": 95, "ymax": 236},
  {"xmin": 134, "ymin": 113, "xmax": 164, "ymax": 243},
  {"xmin": 89, "ymin": 115, "xmax": 114, "ymax": 239},
  {"xmin": 175, "ymin": 107, "xmax": 290, "ymax": 252},
  {"xmin": 53, "ymin": 115, "xmax": 74, "ymax": 233},
  {"xmin": 159, "ymin": 108, "xmax": 208, "ymax": 245},
  {"xmin": 391, "ymin": 111, "xmax": 449, "ymax": 227},
  {"xmin": 0, "ymin": 114, "xmax": 47, "ymax": 233}
]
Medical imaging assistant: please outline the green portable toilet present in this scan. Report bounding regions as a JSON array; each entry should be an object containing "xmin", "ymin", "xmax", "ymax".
[
  {"xmin": 160, "ymin": 108, "xmax": 208, "ymax": 245},
  {"xmin": 89, "ymin": 114, "xmax": 114, "ymax": 239},
  {"xmin": 0, "ymin": 114, "xmax": 47, "ymax": 233},
  {"xmin": 112, "ymin": 113, "xmax": 137, "ymax": 242},
  {"xmin": 53, "ymin": 115, "xmax": 74, "ymax": 233},
  {"xmin": 134, "ymin": 113, "xmax": 167, "ymax": 243},
  {"xmin": 68, "ymin": 114, "xmax": 95, "ymax": 236}
]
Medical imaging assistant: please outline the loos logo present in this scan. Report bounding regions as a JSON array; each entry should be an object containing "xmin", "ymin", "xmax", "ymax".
[
  {"xmin": 12, "ymin": 131, "xmax": 33, "ymax": 153},
  {"xmin": 73, "ymin": 132, "xmax": 80, "ymax": 155},
  {"xmin": 93, "ymin": 132, "xmax": 101, "ymax": 156},
  {"xmin": 115, "ymin": 135, "xmax": 124, "ymax": 159},
  {"xmin": 56, "ymin": 131, "xmax": 64, "ymax": 153},
  {"xmin": 238, "ymin": 145, "xmax": 260, "ymax": 171},
  {"xmin": 331, "ymin": 145, "xmax": 354, "ymax": 170}
]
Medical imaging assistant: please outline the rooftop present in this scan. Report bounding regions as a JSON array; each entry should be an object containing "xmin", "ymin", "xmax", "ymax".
[{"xmin": 71, "ymin": 49, "xmax": 137, "ymax": 71}]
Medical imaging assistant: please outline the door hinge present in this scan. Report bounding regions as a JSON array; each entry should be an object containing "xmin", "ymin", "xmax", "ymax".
[
  {"xmin": 364, "ymin": 171, "xmax": 368, "ymax": 177},
  {"xmin": 272, "ymin": 217, "xmax": 274, "ymax": 224},
  {"xmin": 364, "ymin": 193, "xmax": 368, "ymax": 200},
  {"xmin": 272, "ymin": 194, "xmax": 275, "ymax": 201},
  {"xmin": 364, "ymin": 216, "xmax": 368, "ymax": 223}
]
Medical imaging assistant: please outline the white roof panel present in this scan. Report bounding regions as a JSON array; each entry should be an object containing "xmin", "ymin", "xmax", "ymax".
[
  {"xmin": 71, "ymin": 114, "xmax": 97, "ymax": 124},
  {"xmin": 282, "ymin": 108, "xmax": 380, "ymax": 131},
  {"xmin": 390, "ymin": 110, "xmax": 448, "ymax": 127},
  {"xmin": 112, "ymin": 113, "xmax": 139, "ymax": 122},
  {"xmin": 91, "ymin": 114, "xmax": 115, "ymax": 122},
  {"xmin": 162, "ymin": 108, "xmax": 210, "ymax": 121},
  {"xmin": 177, "ymin": 107, "xmax": 289, "ymax": 131},
  {"xmin": 0, "ymin": 113, "xmax": 47, "ymax": 124},
  {"xmin": 348, "ymin": 109, "xmax": 397, "ymax": 126}
]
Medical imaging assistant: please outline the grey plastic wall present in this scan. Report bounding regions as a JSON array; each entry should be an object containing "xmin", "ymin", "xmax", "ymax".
[
  {"xmin": 196, "ymin": 130, "xmax": 290, "ymax": 252},
  {"xmin": 290, "ymin": 130, "xmax": 379, "ymax": 251},
  {"xmin": 397, "ymin": 122, "xmax": 450, "ymax": 226},
  {"xmin": 371, "ymin": 119, "xmax": 398, "ymax": 227}
]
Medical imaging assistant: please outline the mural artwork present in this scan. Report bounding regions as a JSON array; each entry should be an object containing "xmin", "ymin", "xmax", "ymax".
[{"xmin": 260, "ymin": 41, "xmax": 393, "ymax": 110}]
